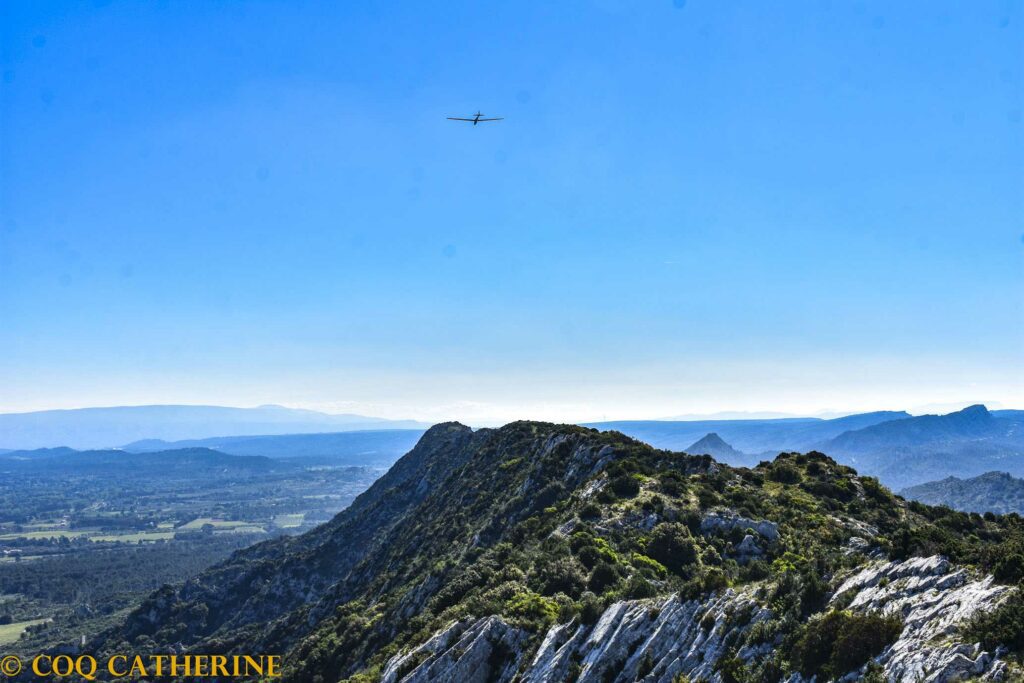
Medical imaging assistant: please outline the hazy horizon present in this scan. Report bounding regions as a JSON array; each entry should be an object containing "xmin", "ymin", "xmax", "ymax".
[{"xmin": 0, "ymin": 399, "xmax": 1015, "ymax": 428}]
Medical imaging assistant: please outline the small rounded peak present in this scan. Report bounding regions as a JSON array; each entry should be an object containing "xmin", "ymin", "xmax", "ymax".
[
  {"xmin": 958, "ymin": 404, "xmax": 990, "ymax": 415},
  {"xmin": 424, "ymin": 421, "xmax": 472, "ymax": 433}
]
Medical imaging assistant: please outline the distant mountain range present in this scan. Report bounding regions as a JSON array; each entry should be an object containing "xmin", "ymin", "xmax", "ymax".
[
  {"xmin": 901, "ymin": 472, "xmax": 1024, "ymax": 515},
  {"xmin": 822, "ymin": 406, "xmax": 1024, "ymax": 488},
  {"xmin": 0, "ymin": 446, "xmax": 288, "ymax": 474},
  {"xmin": 0, "ymin": 404, "xmax": 430, "ymax": 450},
  {"xmin": 587, "ymin": 410, "xmax": 911, "ymax": 454},
  {"xmin": 122, "ymin": 429, "xmax": 426, "ymax": 467},
  {"xmin": 4, "ymin": 404, "xmax": 1023, "ymax": 489},
  {"xmin": 596, "ymin": 405, "xmax": 1024, "ymax": 489}
]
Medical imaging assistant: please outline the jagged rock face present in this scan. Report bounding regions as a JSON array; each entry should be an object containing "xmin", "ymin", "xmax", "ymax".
[
  {"xmin": 523, "ymin": 590, "xmax": 770, "ymax": 683},
  {"xmin": 381, "ymin": 617, "xmax": 527, "ymax": 683},
  {"xmin": 830, "ymin": 556, "xmax": 1015, "ymax": 682},
  {"xmin": 386, "ymin": 555, "xmax": 1014, "ymax": 683},
  {"xmin": 701, "ymin": 510, "xmax": 780, "ymax": 541},
  {"xmin": 383, "ymin": 590, "xmax": 770, "ymax": 683}
]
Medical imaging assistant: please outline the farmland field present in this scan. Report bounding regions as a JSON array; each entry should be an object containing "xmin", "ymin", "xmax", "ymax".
[{"xmin": 0, "ymin": 450, "xmax": 385, "ymax": 655}]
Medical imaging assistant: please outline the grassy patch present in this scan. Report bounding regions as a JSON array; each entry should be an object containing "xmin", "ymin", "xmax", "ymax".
[
  {"xmin": 91, "ymin": 531, "xmax": 177, "ymax": 543},
  {"xmin": 0, "ymin": 618, "xmax": 49, "ymax": 646},
  {"xmin": 179, "ymin": 518, "xmax": 250, "ymax": 530},
  {"xmin": 273, "ymin": 513, "xmax": 305, "ymax": 528},
  {"xmin": 0, "ymin": 530, "xmax": 93, "ymax": 541}
]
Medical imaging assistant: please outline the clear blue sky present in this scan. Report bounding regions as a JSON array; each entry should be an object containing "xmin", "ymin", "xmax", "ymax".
[{"xmin": 1, "ymin": 1, "xmax": 1021, "ymax": 422}]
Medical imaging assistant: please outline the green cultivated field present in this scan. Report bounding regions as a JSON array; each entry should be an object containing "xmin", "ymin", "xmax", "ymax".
[
  {"xmin": 180, "ymin": 517, "xmax": 245, "ymax": 529},
  {"xmin": 273, "ymin": 513, "xmax": 305, "ymax": 528},
  {"xmin": 0, "ymin": 530, "xmax": 91, "ymax": 541},
  {"xmin": 0, "ymin": 618, "xmax": 49, "ymax": 645},
  {"xmin": 90, "ymin": 531, "xmax": 177, "ymax": 543},
  {"xmin": 0, "ymin": 451, "xmax": 383, "ymax": 655},
  {"xmin": 1, "ymin": 529, "xmax": 178, "ymax": 543}
]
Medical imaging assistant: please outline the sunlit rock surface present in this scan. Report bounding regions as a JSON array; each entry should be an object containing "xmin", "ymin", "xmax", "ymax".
[{"xmin": 383, "ymin": 555, "xmax": 1015, "ymax": 683}]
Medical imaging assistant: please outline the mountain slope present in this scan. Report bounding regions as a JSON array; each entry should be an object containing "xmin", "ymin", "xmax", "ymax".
[
  {"xmin": 0, "ymin": 404, "xmax": 430, "ymax": 450},
  {"xmin": 824, "ymin": 405, "xmax": 1012, "ymax": 454},
  {"xmin": 89, "ymin": 421, "xmax": 1024, "ymax": 682},
  {"xmin": 822, "ymin": 405, "xmax": 1024, "ymax": 488},
  {"xmin": 901, "ymin": 471, "xmax": 1024, "ymax": 515}
]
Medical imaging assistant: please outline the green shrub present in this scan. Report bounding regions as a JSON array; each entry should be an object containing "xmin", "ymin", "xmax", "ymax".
[
  {"xmin": 789, "ymin": 610, "xmax": 902, "ymax": 679},
  {"xmin": 588, "ymin": 561, "xmax": 621, "ymax": 593},
  {"xmin": 993, "ymin": 553, "xmax": 1024, "ymax": 583},
  {"xmin": 697, "ymin": 488, "xmax": 721, "ymax": 508},
  {"xmin": 768, "ymin": 463, "xmax": 802, "ymax": 484},
  {"xmin": 533, "ymin": 557, "xmax": 587, "ymax": 597},
  {"xmin": 579, "ymin": 591, "xmax": 604, "ymax": 625},
  {"xmin": 645, "ymin": 523, "xmax": 699, "ymax": 576},
  {"xmin": 964, "ymin": 590, "xmax": 1024, "ymax": 655},
  {"xmin": 631, "ymin": 552, "xmax": 668, "ymax": 578},
  {"xmin": 504, "ymin": 591, "xmax": 560, "ymax": 628},
  {"xmin": 659, "ymin": 471, "xmax": 688, "ymax": 496},
  {"xmin": 572, "ymin": 534, "xmax": 618, "ymax": 569},
  {"xmin": 610, "ymin": 474, "xmax": 641, "ymax": 498},
  {"xmin": 532, "ymin": 482, "xmax": 567, "ymax": 513},
  {"xmin": 716, "ymin": 655, "xmax": 749, "ymax": 683},
  {"xmin": 624, "ymin": 574, "xmax": 657, "ymax": 599}
]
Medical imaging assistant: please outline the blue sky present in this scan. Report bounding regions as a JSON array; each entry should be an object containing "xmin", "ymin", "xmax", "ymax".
[{"xmin": 1, "ymin": 1, "xmax": 1021, "ymax": 422}]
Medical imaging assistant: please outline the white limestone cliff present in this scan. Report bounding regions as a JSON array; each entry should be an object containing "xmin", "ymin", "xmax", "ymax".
[{"xmin": 381, "ymin": 555, "xmax": 1016, "ymax": 683}]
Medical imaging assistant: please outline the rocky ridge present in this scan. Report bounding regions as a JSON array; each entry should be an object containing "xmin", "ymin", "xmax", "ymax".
[
  {"xmin": 88, "ymin": 421, "xmax": 1024, "ymax": 682},
  {"xmin": 381, "ymin": 555, "xmax": 1015, "ymax": 683}
]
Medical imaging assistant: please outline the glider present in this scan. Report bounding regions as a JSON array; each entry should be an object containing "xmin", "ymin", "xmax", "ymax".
[{"xmin": 447, "ymin": 111, "xmax": 503, "ymax": 125}]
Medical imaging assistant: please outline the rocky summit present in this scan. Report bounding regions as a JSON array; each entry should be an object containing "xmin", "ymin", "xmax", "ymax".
[{"xmin": 89, "ymin": 422, "xmax": 1024, "ymax": 682}]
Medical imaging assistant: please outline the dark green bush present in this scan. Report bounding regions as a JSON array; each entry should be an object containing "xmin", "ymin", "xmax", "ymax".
[
  {"xmin": 645, "ymin": 523, "xmax": 699, "ymax": 576},
  {"xmin": 768, "ymin": 463, "xmax": 802, "ymax": 484},
  {"xmin": 964, "ymin": 590, "xmax": 1024, "ymax": 655},
  {"xmin": 715, "ymin": 655, "xmax": 749, "ymax": 683},
  {"xmin": 533, "ymin": 557, "xmax": 586, "ymax": 597},
  {"xmin": 587, "ymin": 561, "xmax": 621, "ymax": 593},
  {"xmin": 610, "ymin": 474, "xmax": 641, "ymax": 498},
  {"xmin": 579, "ymin": 592, "xmax": 604, "ymax": 625},
  {"xmin": 624, "ymin": 574, "xmax": 657, "ymax": 599},
  {"xmin": 993, "ymin": 553, "xmax": 1024, "ymax": 584},
  {"xmin": 789, "ymin": 610, "xmax": 902, "ymax": 679},
  {"xmin": 659, "ymin": 471, "xmax": 688, "ymax": 496}
]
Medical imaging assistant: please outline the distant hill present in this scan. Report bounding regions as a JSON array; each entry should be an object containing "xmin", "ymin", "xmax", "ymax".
[
  {"xmin": 591, "ymin": 406, "xmax": 1024, "ymax": 489},
  {"xmin": 586, "ymin": 410, "xmax": 909, "ymax": 453},
  {"xmin": 823, "ymin": 404, "xmax": 1005, "ymax": 454},
  {"xmin": 901, "ymin": 471, "xmax": 1024, "ymax": 515},
  {"xmin": 821, "ymin": 405, "xmax": 1024, "ymax": 488},
  {"xmin": 0, "ymin": 404, "xmax": 431, "ymax": 450},
  {"xmin": 0, "ymin": 446, "xmax": 289, "ymax": 474},
  {"xmin": 122, "ymin": 429, "xmax": 426, "ymax": 467},
  {"xmin": 683, "ymin": 433, "xmax": 751, "ymax": 465}
]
